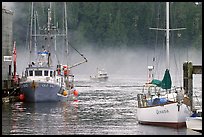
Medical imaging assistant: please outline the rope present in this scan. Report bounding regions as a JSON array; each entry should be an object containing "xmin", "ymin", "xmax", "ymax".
[
  {"xmin": 68, "ymin": 41, "xmax": 88, "ymax": 62},
  {"xmin": 4, "ymin": 88, "xmax": 18, "ymax": 97}
]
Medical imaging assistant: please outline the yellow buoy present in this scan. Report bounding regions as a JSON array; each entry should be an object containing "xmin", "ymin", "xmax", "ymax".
[{"xmin": 63, "ymin": 90, "xmax": 68, "ymax": 96}]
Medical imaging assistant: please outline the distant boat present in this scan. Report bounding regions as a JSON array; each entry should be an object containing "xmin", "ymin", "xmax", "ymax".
[
  {"xmin": 186, "ymin": 107, "xmax": 202, "ymax": 133},
  {"xmin": 90, "ymin": 68, "xmax": 108, "ymax": 81},
  {"xmin": 136, "ymin": 2, "xmax": 191, "ymax": 128},
  {"xmin": 19, "ymin": 2, "xmax": 87, "ymax": 102}
]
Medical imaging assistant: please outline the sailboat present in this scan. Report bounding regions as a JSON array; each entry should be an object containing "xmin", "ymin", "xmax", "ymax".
[
  {"xmin": 136, "ymin": 2, "xmax": 192, "ymax": 128},
  {"xmin": 19, "ymin": 2, "xmax": 87, "ymax": 102}
]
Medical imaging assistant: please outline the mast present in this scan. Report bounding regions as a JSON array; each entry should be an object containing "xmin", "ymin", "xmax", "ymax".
[
  {"xmin": 46, "ymin": 3, "xmax": 52, "ymax": 67},
  {"xmin": 34, "ymin": 10, "xmax": 37, "ymax": 58},
  {"xmin": 166, "ymin": 2, "xmax": 170, "ymax": 70},
  {"xmin": 64, "ymin": 2, "xmax": 69, "ymax": 65},
  {"xmin": 150, "ymin": 2, "xmax": 186, "ymax": 71},
  {"xmin": 13, "ymin": 41, "xmax": 17, "ymax": 82},
  {"xmin": 29, "ymin": 2, "xmax": 34, "ymax": 64}
]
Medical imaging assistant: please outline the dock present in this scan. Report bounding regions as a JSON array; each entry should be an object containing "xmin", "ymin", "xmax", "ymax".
[
  {"xmin": 2, "ymin": 7, "xmax": 21, "ymax": 104},
  {"xmin": 183, "ymin": 61, "xmax": 202, "ymax": 111},
  {"xmin": 2, "ymin": 96, "xmax": 20, "ymax": 103}
]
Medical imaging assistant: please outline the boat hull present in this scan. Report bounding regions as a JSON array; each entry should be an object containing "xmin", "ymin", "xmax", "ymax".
[
  {"xmin": 90, "ymin": 76, "xmax": 108, "ymax": 81},
  {"xmin": 20, "ymin": 81, "xmax": 68, "ymax": 102},
  {"xmin": 186, "ymin": 117, "xmax": 202, "ymax": 131},
  {"xmin": 137, "ymin": 103, "xmax": 191, "ymax": 128}
]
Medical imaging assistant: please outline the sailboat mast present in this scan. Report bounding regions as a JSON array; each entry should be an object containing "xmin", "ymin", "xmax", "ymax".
[{"xmin": 166, "ymin": 2, "xmax": 170, "ymax": 70}]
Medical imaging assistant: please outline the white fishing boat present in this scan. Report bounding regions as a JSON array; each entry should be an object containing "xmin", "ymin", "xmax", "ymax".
[
  {"xmin": 186, "ymin": 108, "xmax": 202, "ymax": 133},
  {"xmin": 90, "ymin": 68, "xmax": 108, "ymax": 81},
  {"xmin": 136, "ymin": 2, "xmax": 191, "ymax": 128},
  {"xmin": 19, "ymin": 2, "xmax": 87, "ymax": 102}
]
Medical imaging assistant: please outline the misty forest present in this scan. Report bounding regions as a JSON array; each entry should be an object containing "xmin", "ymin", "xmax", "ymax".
[
  {"xmin": 5, "ymin": 2, "xmax": 202, "ymax": 77},
  {"xmin": 11, "ymin": 2, "xmax": 202, "ymax": 49}
]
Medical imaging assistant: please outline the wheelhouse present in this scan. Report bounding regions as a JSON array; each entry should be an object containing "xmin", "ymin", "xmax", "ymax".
[{"xmin": 25, "ymin": 67, "xmax": 55, "ymax": 78}]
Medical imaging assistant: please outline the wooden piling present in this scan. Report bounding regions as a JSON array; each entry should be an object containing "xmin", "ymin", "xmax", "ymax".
[{"xmin": 183, "ymin": 61, "xmax": 202, "ymax": 111}]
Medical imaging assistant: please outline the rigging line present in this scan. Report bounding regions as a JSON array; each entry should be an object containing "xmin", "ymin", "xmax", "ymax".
[
  {"xmin": 61, "ymin": 3, "xmax": 65, "ymax": 64},
  {"xmin": 171, "ymin": 3, "xmax": 182, "ymax": 87},
  {"xmin": 51, "ymin": 35, "xmax": 60, "ymax": 65},
  {"xmin": 25, "ymin": 4, "xmax": 31, "ymax": 67},
  {"xmin": 147, "ymin": 2, "xmax": 155, "ymax": 77},
  {"xmin": 153, "ymin": 3, "xmax": 161, "ymax": 78},
  {"xmin": 52, "ymin": 2, "xmax": 59, "ymax": 65},
  {"xmin": 68, "ymin": 41, "xmax": 88, "ymax": 62}
]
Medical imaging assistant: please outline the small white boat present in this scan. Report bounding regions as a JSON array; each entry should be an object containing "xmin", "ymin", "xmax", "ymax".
[
  {"xmin": 186, "ymin": 109, "xmax": 202, "ymax": 133},
  {"xmin": 90, "ymin": 68, "xmax": 108, "ymax": 81}
]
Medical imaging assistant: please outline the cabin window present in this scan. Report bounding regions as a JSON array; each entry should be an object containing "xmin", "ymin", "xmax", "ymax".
[
  {"xmin": 35, "ymin": 70, "xmax": 42, "ymax": 76},
  {"xmin": 29, "ymin": 70, "xmax": 33, "ymax": 76},
  {"xmin": 50, "ymin": 71, "xmax": 53, "ymax": 77},
  {"xmin": 44, "ymin": 70, "xmax": 49, "ymax": 76}
]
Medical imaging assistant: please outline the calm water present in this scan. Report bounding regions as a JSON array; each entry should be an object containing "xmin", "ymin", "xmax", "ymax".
[{"xmin": 2, "ymin": 75, "xmax": 202, "ymax": 135}]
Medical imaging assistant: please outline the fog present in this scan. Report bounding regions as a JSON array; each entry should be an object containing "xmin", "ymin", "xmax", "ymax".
[
  {"xmin": 16, "ymin": 44, "xmax": 202, "ymax": 83},
  {"xmin": 3, "ymin": 2, "xmax": 202, "ymax": 87}
]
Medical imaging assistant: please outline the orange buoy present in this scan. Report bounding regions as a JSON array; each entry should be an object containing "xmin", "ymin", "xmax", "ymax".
[
  {"xmin": 19, "ymin": 94, "xmax": 25, "ymax": 101},
  {"xmin": 63, "ymin": 90, "xmax": 68, "ymax": 96},
  {"xmin": 73, "ymin": 90, "xmax": 78, "ymax": 96}
]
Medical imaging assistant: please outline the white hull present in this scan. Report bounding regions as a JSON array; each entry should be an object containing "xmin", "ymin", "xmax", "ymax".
[
  {"xmin": 137, "ymin": 102, "xmax": 191, "ymax": 128},
  {"xmin": 90, "ymin": 76, "xmax": 108, "ymax": 81},
  {"xmin": 186, "ymin": 117, "xmax": 202, "ymax": 131}
]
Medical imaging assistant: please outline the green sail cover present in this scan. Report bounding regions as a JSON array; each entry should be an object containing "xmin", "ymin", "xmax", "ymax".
[
  {"xmin": 151, "ymin": 79, "xmax": 162, "ymax": 87},
  {"xmin": 151, "ymin": 69, "xmax": 172, "ymax": 89},
  {"xmin": 161, "ymin": 69, "xmax": 172, "ymax": 89}
]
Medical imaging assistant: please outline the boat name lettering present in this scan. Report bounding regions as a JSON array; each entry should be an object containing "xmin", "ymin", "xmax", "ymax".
[
  {"xmin": 42, "ymin": 84, "xmax": 48, "ymax": 87},
  {"xmin": 42, "ymin": 84, "xmax": 54, "ymax": 88},
  {"xmin": 50, "ymin": 84, "xmax": 54, "ymax": 88},
  {"xmin": 156, "ymin": 109, "xmax": 169, "ymax": 114},
  {"xmin": 22, "ymin": 84, "xmax": 28, "ymax": 87}
]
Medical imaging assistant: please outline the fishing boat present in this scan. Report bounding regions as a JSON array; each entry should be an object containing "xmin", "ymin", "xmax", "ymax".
[
  {"xmin": 186, "ymin": 108, "xmax": 202, "ymax": 133},
  {"xmin": 90, "ymin": 68, "xmax": 108, "ymax": 81},
  {"xmin": 19, "ymin": 2, "xmax": 87, "ymax": 102},
  {"xmin": 136, "ymin": 2, "xmax": 191, "ymax": 128}
]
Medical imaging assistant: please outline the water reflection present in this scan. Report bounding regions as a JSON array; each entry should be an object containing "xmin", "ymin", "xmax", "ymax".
[
  {"xmin": 2, "ymin": 76, "xmax": 202, "ymax": 135},
  {"xmin": 3, "ymin": 101, "xmax": 79, "ymax": 135}
]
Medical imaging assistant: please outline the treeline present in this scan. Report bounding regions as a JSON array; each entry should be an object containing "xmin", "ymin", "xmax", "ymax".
[{"xmin": 13, "ymin": 2, "xmax": 202, "ymax": 50}]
